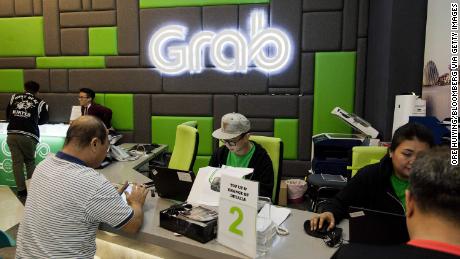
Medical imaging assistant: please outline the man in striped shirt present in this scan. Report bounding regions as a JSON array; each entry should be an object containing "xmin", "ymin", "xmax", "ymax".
[{"xmin": 16, "ymin": 116, "xmax": 148, "ymax": 258}]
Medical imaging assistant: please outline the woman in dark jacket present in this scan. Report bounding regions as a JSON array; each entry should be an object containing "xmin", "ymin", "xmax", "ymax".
[{"xmin": 309, "ymin": 122, "xmax": 434, "ymax": 231}]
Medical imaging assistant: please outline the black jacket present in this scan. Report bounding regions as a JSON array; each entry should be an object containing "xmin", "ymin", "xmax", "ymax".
[
  {"xmin": 6, "ymin": 93, "xmax": 49, "ymax": 142},
  {"xmin": 209, "ymin": 141, "xmax": 274, "ymax": 198},
  {"xmin": 332, "ymin": 242, "xmax": 460, "ymax": 259},
  {"xmin": 319, "ymin": 155, "xmax": 405, "ymax": 223}
]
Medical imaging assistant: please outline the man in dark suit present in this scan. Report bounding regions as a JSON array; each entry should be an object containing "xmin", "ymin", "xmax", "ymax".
[{"xmin": 79, "ymin": 88, "xmax": 112, "ymax": 129}]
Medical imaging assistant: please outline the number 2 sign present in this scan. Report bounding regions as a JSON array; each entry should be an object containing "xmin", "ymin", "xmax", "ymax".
[{"xmin": 218, "ymin": 174, "xmax": 258, "ymax": 258}]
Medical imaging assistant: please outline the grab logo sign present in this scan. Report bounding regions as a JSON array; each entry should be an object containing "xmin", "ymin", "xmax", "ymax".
[{"xmin": 148, "ymin": 10, "xmax": 293, "ymax": 75}]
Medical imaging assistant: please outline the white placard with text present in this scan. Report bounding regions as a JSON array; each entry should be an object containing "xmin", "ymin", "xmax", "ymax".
[{"xmin": 218, "ymin": 174, "xmax": 258, "ymax": 258}]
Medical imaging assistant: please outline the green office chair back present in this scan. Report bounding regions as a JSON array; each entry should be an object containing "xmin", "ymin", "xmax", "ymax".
[
  {"xmin": 249, "ymin": 135, "xmax": 283, "ymax": 204},
  {"xmin": 168, "ymin": 124, "xmax": 199, "ymax": 171},
  {"xmin": 181, "ymin": 120, "xmax": 198, "ymax": 128},
  {"xmin": 347, "ymin": 146, "xmax": 388, "ymax": 177}
]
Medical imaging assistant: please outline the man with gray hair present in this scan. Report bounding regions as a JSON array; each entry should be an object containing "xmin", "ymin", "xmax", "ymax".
[
  {"xmin": 209, "ymin": 112, "xmax": 274, "ymax": 198},
  {"xmin": 16, "ymin": 116, "xmax": 149, "ymax": 258},
  {"xmin": 331, "ymin": 147, "xmax": 460, "ymax": 258}
]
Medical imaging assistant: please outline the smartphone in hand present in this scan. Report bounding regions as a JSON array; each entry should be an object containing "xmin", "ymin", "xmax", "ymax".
[{"xmin": 121, "ymin": 183, "xmax": 133, "ymax": 203}]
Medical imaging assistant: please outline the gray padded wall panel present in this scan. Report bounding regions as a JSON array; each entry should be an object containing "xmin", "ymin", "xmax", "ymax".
[
  {"xmin": 202, "ymin": 5, "xmax": 238, "ymax": 67},
  {"xmin": 163, "ymin": 69, "xmax": 267, "ymax": 94},
  {"xmin": 151, "ymin": 95, "xmax": 212, "ymax": 116},
  {"xmin": 92, "ymin": 0, "xmax": 115, "ymax": 10},
  {"xmin": 282, "ymin": 160, "xmax": 310, "ymax": 177},
  {"xmin": 33, "ymin": 0, "xmax": 43, "ymax": 15},
  {"xmin": 239, "ymin": 4, "xmax": 268, "ymax": 32},
  {"xmin": 106, "ymin": 56, "xmax": 140, "ymax": 68},
  {"xmin": 268, "ymin": 88, "xmax": 300, "ymax": 94},
  {"xmin": 239, "ymin": 4, "xmax": 268, "ymax": 68},
  {"xmin": 248, "ymin": 118, "xmax": 273, "ymax": 132},
  {"xmin": 59, "ymin": 0, "xmax": 82, "ymax": 12},
  {"xmin": 0, "ymin": 58, "xmax": 35, "ymax": 69},
  {"xmin": 268, "ymin": 0, "xmax": 301, "ymax": 87},
  {"xmin": 50, "ymin": 69, "xmax": 69, "ymax": 92},
  {"xmin": 213, "ymin": 95, "xmax": 236, "ymax": 131},
  {"xmin": 140, "ymin": 7, "xmax": 202, "ymax": 67},
  {"xmin": 69, "ymin": 69, "xmax": 162, "ymax": 93},
  {"xmin": 43, "ymin": 0, "xmax": 61, "ymax": 55},
  {"xmin": 251, "ymin": 131, "xmax": 272, "ymax": 137},
  {"xmin": 134, "ymin": 94, "xmax": 151, "ymax": 143},
  {"xmin": 0, "ymin": 94, "xmax": 12, "ymax": 120},
  {"xmin": 60, "ymin": 28, "xmax": 89, "ymax": 55},
  {"xmin": 0, "ymin": 0, "xmax": 15, "ymax": 17},
  {"xmin": 60, "ymin": 10, "xmax": 116, "ymax": 27},
  {"xmin": 355, "ymin": 38, "xmax": 367, "ymax": 116},
  {"xmin": 117, "ymin": 0, "xmax": 139, "ymax": 55},
  {"xmin": 238, "ymin": 95, "xmax": 298, "ymax": 117},
  {"xmin": 24, "ymin": 70, "xmax": 50, "ymax": 92},
  {"xmin": 300, "ymin": 53, "xmax": 315, "ymax": 95},
  {"xmin": 118, "ymin": 131, "xmax": 134, "ymax": 144},
  {"xmin": 298, "ymin": 95, "xmax": 313, "ymax": 160},
  {"xmin": 82, "ymin": 0, "xmax": 91, "ymax": 10},
  {"xmin": 303, "ymin": 0, "xmax": 343, "ymax": 11},
  {"xmin": 358, "ymin": 0, "xmax": 369, "ymax": 37},
  {"xmin": 203, "ymin": 5, "xmax": 237, "ymax": 30},
  {"xmin": 39, "ymin": 93, "xmax": 79, "ymax": 123},
  {"xmin": 15, "ymin": 0, "xmax": 34, "ymax": 16},
  {"xmin": 342, "ymin": 0, "xmax": 358, "ymax": 50},
  {"xmin": 302, "ymin": 12, "xmax": 342, "ymax": 51}
]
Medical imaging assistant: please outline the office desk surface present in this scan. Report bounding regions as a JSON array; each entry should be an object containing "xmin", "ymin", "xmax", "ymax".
[{"xmin": 99, "ymin": 149, "xmax": 348, "ymax": 259}]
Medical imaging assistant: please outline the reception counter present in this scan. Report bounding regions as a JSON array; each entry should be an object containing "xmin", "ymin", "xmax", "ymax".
[{"xmin": 98, "ymin": 151, "xmax": 349, "ymax": 259}]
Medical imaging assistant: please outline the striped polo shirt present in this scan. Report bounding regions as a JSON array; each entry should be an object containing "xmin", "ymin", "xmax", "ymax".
[{"xmin": 16, "ymin": 152, "xmax": 133, "ymax": 259}]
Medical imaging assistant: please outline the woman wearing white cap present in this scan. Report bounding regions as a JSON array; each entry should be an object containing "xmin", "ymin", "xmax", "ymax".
[{"xmin": 209, "ymin": 113, "xmax": 274, "ymax": 199}]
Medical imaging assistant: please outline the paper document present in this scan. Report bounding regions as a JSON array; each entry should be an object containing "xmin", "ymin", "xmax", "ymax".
[
  {"xmin": 69, "ymin": 106, "xmax": 81, "ymax": 121},
  {"xmin": 187, "ymin": 166, "xmax": 253, "ymax": 206},
  {"xmin": 259, "ymin": 204, "xmax": 291, "ymax": 226}
]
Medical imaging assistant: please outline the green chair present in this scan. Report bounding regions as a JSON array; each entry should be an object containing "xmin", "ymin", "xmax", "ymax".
[
  {"xmin": 168, "ymin": 124, "xmax": 199, "ymax": 171},
  {"xmin": 249, "ymin": 135, "xmax": 284, "ymax": 205},
  {"xmin": 347, "ymin": 146, "xmax": 388, "ymax": 177},
  {"xmin": 181, "ymin": 120, "xmax": 198, "ymax": 128}
]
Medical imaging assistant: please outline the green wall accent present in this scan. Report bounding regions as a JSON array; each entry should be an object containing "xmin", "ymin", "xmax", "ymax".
[
  {"xmin": 313, "ymin": 52, "xmax": 356, "ymax": 135},
  {"xmin": 89, "ymin": 27, "xmax": 118, "ymax": 56},
  {"xmin": 36, "ymin": 56, "xmax": 105, "ymax": 69},
  {"xmin": 193, "ymin": 155, "xmax": 211, "ymax": 174},
  {"xmin": 140, "ymin": 0, "xmax": 269, "ymax": 8},
  {"xmin": 0, "ymin": 17, "xmax": 45, "ymax": 57},
  {"xmin": 0, "ymin": 70, "xmax": 24, "ymax": 93},
  {"xmin": 104, "ymin": 94, "xmax": 133, "ymax": 130},
  {"xmin": 274, "ymin": 118, "xmax": 298, "ymax": 160},
  {"xmin": 151, "ymin": 116, "xmax": 213, "ymax": 156},
  {"xmin": 0, "ymin": 135, "xmax": 65, "ymax": 186},
  {"xmin": 94, "ymin": 93, "xmax": 105, "ymax": 106}
]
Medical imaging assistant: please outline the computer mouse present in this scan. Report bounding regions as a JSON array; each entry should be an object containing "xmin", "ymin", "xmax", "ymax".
[{"xmin": 304, "ymin": 220, "xmax": 330, "ymax": 238}]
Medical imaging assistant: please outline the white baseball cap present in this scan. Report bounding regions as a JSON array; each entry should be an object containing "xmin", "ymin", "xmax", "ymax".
[{"xmin": 212, "ymin": 113, "xmax": 251, "ymax": 140}]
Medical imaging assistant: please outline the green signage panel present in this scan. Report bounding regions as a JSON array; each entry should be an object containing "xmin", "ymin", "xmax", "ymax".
[{"xmin": 0, "ymin": 135, "xmax": 65, "ymax": 186}]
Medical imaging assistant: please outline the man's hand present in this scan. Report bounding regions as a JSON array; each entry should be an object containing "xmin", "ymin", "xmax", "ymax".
[
  {"xmin": 126, "ymin": 183, "xmax": 148, "ymax": 207},
  {"xmin": 120, "ymin": 183, "xmax": 149, "ymax": 234},
  {"xmin": 310, "ymin": 212, "xmax": 335, "ymax": 231},
  {"xmin": 117, "ymin": 181, "xmax": 129, "ymax": 195}
]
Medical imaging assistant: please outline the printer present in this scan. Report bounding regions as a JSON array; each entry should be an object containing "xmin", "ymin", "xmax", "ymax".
[
  {"xmin": 311, "ymin": 133, "xmax": 364, "ymax": 177},
  {"xmin": 311, "ymin": 107, "xmax": 380, "ymax": 177}
]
